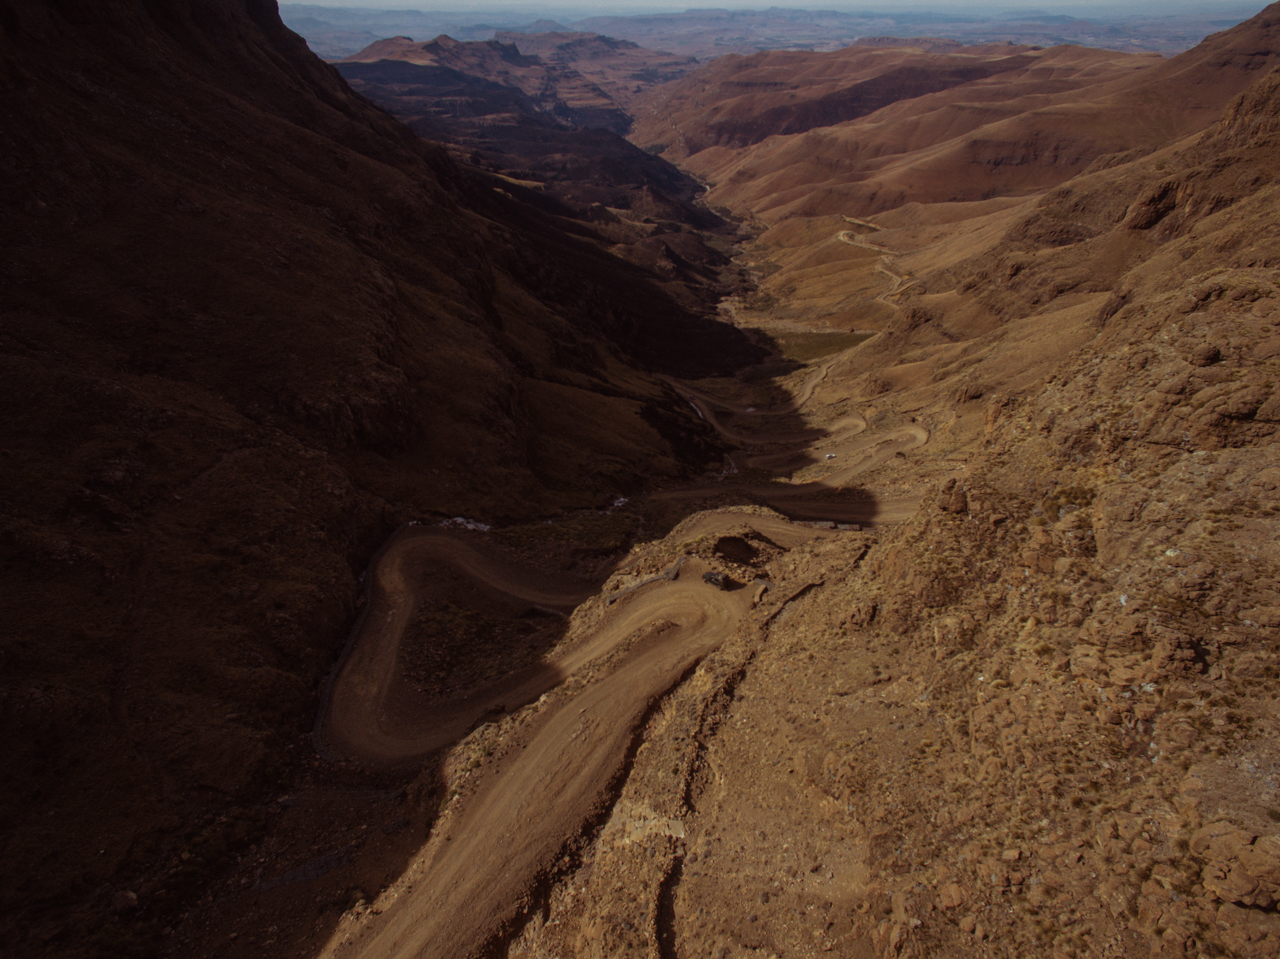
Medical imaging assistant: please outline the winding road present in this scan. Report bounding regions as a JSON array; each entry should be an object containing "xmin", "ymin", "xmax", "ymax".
[
  {"xmin": 837, "ymin": 227, "xmax": 920, "ymax": 298},
  {"xmin": 314, "ymin": 341, "xmax": 931, "ymax": 959},
  {"xmin": 658, "ymin": 359, "xmax": 928, "ymax": 515},
  {"xmin": 318, "ymin": 531, "xmax": 595, "ymax": 763},
  {"xmin": 318, "ymin": 516, "xmax": 830, "ymax": 959}
]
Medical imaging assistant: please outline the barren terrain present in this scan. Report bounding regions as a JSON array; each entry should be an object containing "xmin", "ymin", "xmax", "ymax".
[
  {"xmin": 282, "ymin": 11, "xmax": 1280, "ymax": 959},
  {"xmin": 10, "ymin": 4, "xmax": 1280, "ymax": 959},
  {"xmin": 332, "ymin": 33, "xmax": 747, "ymax": 312}
]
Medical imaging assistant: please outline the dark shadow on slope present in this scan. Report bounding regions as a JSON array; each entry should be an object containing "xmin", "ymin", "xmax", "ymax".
[
  {"xmin": 336, "ymin": 57, "xmax": 719, "ymax": 228},
  {"xmin": 0, "ymin": 2, "xmax": 870, "ymax": 956},
  {"xmin": 694, "ymin": 56, "xmax": 1038, "ymax": 150},
  {"xmin": 222, "ymin": 330, "xmax": 876, "ymax": 959}
]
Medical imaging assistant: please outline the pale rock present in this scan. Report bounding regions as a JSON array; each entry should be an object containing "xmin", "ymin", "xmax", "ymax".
[
  {"xmin": 938, "ymin": 882, "xmax": 965, "ymax": 909},
  {"xmin": 1115, "ymin": 812, "xmax": 1144, "ymax": 842},
  {"xmin": 1097, "ymin": 876, "xmax": 1135, "ymax": 917},
  {"xmin": 1202, "ymin": 862, "xmax": 1259, "ymax": 903},
  {"xmin": 1240, "ymin": 835, "xmax": 1280, "ymax": 884},
  {"xmin": 1191, "ymin": 821, "xmax": 1256, "ymax": 862},
  {"xmin": 1136, "ymin": 896, "xmax": 1165, "ymax": 934},
  {"xmin": 891, "ymin": 892, "xmax": 909, "ymax": 924}
]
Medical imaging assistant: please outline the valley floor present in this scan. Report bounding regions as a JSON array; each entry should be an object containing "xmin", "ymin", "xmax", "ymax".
[{"xmin": 20, "ymin": 6, "xmax": 1280, "ymax": 958}]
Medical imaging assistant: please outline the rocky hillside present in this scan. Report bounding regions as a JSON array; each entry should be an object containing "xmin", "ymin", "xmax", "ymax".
[
  {"xmin": 338, "ymin": 35, "xmax": 636, "ymax": 134},
  {"xmin": 0, "ymin": 0, "xmax": 756, "ymax": 952},
  {"xmin": 339, "ymin": 30, "xmax": 696, "ymax": 131},
  {"xmin": 499, "ymin": 46, "xmax": 1280, "ymax": 959},
  {"xmin": 494, "ymin": 31, "xmax": 696, "ymax": 112},
  {"xmin": 172, "ymin": 29, "xmax": 1280, "ymax": 958},
  {"xmin": 9, "ymin": 2, "xmax": 1280, "ymax": 958}
]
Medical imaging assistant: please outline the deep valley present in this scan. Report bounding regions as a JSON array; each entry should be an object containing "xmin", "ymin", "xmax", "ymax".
[{"xmin": 6, "ymin": 3, "xmax": 1280, "ymax": 959}]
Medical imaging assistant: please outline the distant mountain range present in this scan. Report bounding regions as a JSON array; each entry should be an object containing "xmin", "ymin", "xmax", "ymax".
[{"xmin": 281, "ymin": 3, "xmax": 1261, "ymax": 59}]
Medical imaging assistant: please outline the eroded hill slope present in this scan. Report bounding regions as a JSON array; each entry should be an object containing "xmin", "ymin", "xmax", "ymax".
[
  {"xmin": 484, "ymin": 54, "xmax": 1280, "ymax": 959},
  {"xmin": 633, "ymin": 5, "xmax": 1280, "ymax": 221},
  {"xmin": 185, "ymin": 42, "xmax": 1280, "ymax": 959},
  {"xmin": 334, "ymin": 34, "xmax": 725, "ymax": 240}
]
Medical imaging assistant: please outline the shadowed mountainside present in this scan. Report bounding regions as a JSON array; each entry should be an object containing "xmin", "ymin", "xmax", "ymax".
[
  {"xmin": 333, "ymin": 50, "xmax": 720, "ymax": 231},
  {"xmin": 333, "ymin": 32, "xmax": 742, "ymax": 308},
  {"xmin": 0, "ymin": 0, "xmax": 761, "ymax": 951},
  {"xmin": 339, "ymin": 34, "xmax": 633, "ymax": 134},
  {"xmin": 339, "ymin": 31, "xmax": 697, "ymax": 132}
]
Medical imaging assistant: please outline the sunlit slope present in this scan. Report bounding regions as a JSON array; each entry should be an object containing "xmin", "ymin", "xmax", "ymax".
[{"xmin": 634, "ymin": 4, "xmax": 1280, "ymax": 221}]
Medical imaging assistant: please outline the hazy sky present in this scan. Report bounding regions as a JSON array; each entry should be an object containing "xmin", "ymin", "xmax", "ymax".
[{"xmin": 285, "ymin": 0, "xmax": 1261, "ymax": 11}]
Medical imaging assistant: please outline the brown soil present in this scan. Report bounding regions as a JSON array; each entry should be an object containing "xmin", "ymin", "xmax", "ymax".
[{"xmin": 12, "ymin": 4, "xmax": 1280, "ymax": 959}]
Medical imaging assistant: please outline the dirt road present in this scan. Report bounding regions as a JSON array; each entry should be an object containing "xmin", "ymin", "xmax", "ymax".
[
  {"xmin": 318, "ymin": 531, "xmax": 597, "ymax": 763},
  {"xmin": 315, "ymin": 347, "xmax": 926, "ymax": 958},
  {"xmin": 661, "ymin": 361, "xmax": 928, "ymax": 516},
  {"xmin": 836, "ymin": 228, "xmax": 920, "ymax": 297},
  {"xmin": 319, "ymin": 516, "xmax": 829, "ymax": 959}
]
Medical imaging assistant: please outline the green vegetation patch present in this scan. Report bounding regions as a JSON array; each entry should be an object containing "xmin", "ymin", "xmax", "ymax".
[
  {"xmin": 772, "ymin": 330, "xmax": 875, "ymax": 363},
  {"xmin": 496, "ymin": 510, "xmax": 635, "ymax": 553}
]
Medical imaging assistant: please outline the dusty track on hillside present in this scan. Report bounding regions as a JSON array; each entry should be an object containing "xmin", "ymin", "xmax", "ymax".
[
  {"xmin": 661, "ymin": 361, "xmax": 928, "ymax": 518},
  {"xmin": 837, "ymin": 228, "xmax": 920, "ymax": 297},
  {"xmin": 316, "ymin": 349, "xmax": 928, "ymax": 959},
  {"xmin": 318, "ymin": 531, "xmax": 596, "ymax": 763},
  {"xmin": 319, "ymin": 516, "xmax": 829, "ymax": 959}
]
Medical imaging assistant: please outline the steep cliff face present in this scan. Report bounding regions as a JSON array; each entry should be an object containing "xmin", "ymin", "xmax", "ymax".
[{"xmin": 0, "ymin": 0, "xmax": 756, "ymax": 949}]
